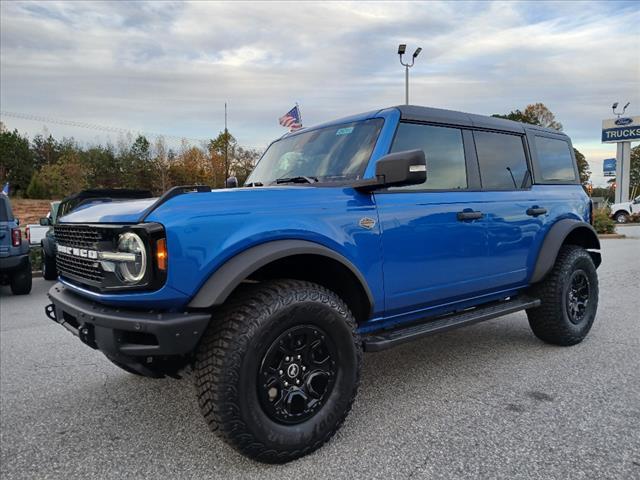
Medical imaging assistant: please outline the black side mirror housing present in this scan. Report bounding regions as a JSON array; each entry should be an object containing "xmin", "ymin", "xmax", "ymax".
[
  {"xmin": 39, "ymin": 217, "xmax": 50, "ymax": 226},
  {"xmin": 226, "ymin": 176, "xmax": 239, "ymax": 188},
  {"xmin": 354, "ymin": 149, "xmax": 426, "ymax": 192}
]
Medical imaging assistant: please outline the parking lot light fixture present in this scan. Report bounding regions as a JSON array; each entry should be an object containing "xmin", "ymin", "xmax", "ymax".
[{"xmin": 398, "ymin": 43, "xmax": 422, "ymax": 105}]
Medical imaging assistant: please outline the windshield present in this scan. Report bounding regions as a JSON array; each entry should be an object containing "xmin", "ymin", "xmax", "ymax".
[{"xmin": 246, "ymin": 118, "xmax": 383, "ymax": 185}]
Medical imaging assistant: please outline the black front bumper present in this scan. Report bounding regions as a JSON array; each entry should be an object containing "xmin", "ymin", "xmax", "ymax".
[{"xmin": 46, "ymin": 282, "xmax": 211, "ymax": 358}]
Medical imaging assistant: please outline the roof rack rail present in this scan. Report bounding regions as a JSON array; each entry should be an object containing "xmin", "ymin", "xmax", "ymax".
[{"xmin": 138, "ymin": 185, "xmax": 211, "ymax": 222}]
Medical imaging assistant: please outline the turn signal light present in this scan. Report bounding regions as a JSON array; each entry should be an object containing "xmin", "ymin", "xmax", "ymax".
[{"xmin": 156, "ymin": 238, "xmax": 167, "ymax": 271}]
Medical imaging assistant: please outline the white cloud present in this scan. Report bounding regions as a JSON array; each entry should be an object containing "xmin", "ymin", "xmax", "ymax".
[{"xmin": 1, "ymin": 0, "xmax": 639, "ymax": 180}]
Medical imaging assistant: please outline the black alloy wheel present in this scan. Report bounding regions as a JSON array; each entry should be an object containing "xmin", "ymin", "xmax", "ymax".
[
  {"xmin": 565, "ymin": 270, "xmax": 590, "ymax": 325},
  {"xmin": 258, "ymin": 325, "xmax": 337, "ymax": 424}
]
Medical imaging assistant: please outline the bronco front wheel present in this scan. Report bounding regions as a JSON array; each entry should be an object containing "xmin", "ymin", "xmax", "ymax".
[{"xmin": 194, "ymin": 279, "xmax": 362, "ymax": 463}]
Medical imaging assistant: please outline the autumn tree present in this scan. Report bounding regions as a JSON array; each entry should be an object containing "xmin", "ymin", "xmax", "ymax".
[
  {"xmin": 152, "ymin": 137, "xmax": 171, "ymax": 193},
  {"xmin": 630, "ymin": 144, "xmax": 640, "ymax": 199},
  {"xmin": 0, "ymin": 125, "xmax": 33, "ymax": 195},
  {"xmin": 208, "ymin": 131, "xmax": 237, "ymax": 188},
  {"xmin": 573, "ymin": 148, "xmax": 591, "ymax": 185},
  {"xmin": 232, "ymin": 146, "xmax": 261, "ymax": 185},
  {"xmin": 27, "ymin": 150, "xmax": 88, "ymax": 199},
  {"xmin": 493, "ymin": 103, "xmax": 588, "ymax": 183},
  {"xmin": 169, "ymin": 142, "xmax": 210, "ymax": 186}
]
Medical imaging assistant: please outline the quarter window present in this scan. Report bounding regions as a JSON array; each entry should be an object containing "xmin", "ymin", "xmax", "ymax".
[
  {"xmin": 390, "ymin": 123, "xmax": 467, "ymax": 190},
  {"xmin": 534, "ymin": 136, "xmax": 577, "ymax": 182},
  {"xmin": 474, "ymin": 131, "xmax": 529, "ymax": 190}
]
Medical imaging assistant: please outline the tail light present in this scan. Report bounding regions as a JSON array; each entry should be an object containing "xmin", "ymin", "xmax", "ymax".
[
  {"xmin": 25, "ymin": 226, "xmax": 31, "ymax": 243},
  {"xmin": 11, "ymin": 228, "xmax": 21, "ymax": 247}
]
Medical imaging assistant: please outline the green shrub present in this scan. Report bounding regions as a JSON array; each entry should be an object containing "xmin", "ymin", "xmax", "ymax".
[
  {"xmin": 593, "ymin": 208, "xmax": 616, "ymax": 234},
  {"xmin": 29, "ymin": 246, "xmax": 43, "ymax": 271}
]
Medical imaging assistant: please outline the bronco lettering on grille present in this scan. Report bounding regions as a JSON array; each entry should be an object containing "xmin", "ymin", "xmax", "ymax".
[{"xmin": 58, "ymin": 245, "xmax": 99, "ymax": 259}]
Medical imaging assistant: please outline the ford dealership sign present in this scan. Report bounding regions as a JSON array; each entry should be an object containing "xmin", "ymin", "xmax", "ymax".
[
  {"xmin": 602, "ymin": 116, "xmax": 640, "ymax": 143},
  {"xmin": 614, "ymin": 117, "xmax": 633, "ymax": 126}
]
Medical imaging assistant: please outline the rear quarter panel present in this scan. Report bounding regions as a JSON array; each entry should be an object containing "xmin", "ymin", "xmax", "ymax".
[{"xmin": 524, "ymin": 184, "xmax": 591, "ymax": 282}]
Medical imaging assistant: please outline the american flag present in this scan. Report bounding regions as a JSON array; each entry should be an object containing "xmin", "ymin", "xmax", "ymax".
[{"xmin": 279, "ymin": 105, "xmax": 302, "ymax": 132}]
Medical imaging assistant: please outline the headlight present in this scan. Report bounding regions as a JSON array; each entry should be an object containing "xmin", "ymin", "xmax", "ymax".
[{"xmin": 116, "ymin": 232, "xmax": 147, "ymax": 283}]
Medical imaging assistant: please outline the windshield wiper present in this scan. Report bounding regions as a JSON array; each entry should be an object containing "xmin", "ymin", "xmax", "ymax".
[{"xmin": 274, "ymin": 176, "xmax": 318, "ymax": 185}]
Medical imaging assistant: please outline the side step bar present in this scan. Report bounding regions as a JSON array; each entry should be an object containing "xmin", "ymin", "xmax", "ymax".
[{"xmin": 363, "ymin": 296, "xmax": 540, "ymax": 352}]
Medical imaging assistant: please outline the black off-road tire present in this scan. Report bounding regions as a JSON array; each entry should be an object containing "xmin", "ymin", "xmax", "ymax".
[
  {"xmin": 194, "ymin": 279, "xmax": 362, "ymax": 463},
  {"xmin": 42, "ymin": 251, "xmax": 58, "ymax": 280},
  {"xmin": 10, "ymin": 260, "xmax": 32, "ymax": 295},
  {"xmin": 527, "ymin": 245, "xmax": 598, "ymax": 346}
]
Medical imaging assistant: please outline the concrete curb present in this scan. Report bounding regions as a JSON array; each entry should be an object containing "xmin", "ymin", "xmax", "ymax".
[{"xmin": 598, "ymin": 233, "xmax": 626, "ymax": 239}]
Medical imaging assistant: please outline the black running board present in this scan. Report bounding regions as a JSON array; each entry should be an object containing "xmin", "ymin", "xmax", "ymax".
[{"xmin": 363, "ymin": 296, "xmax": 540, "ymax": 352}]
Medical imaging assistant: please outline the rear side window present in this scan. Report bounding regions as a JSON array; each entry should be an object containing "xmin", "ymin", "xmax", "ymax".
[
  {"xmin": 474, "ymin": 131, "xmax": 529, "ymax": 190},
  {"xmin": 534, "ymin": 136, "xmax": 577, "ymax": 182},
  {"xmin": 390, "ymin": 123, "xmax": 467, "ymax": 190}
]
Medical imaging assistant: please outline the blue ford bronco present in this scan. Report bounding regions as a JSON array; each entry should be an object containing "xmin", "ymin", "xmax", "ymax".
[
  {"xmin": 0, "ymin": 194, "xmax": 32, "ymax": 295},
  {"xmin": 46, "ymin": 105, "xmax": 601, "ymax": 463}
]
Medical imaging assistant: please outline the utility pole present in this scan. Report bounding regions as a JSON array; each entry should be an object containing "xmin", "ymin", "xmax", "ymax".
[{"xmin": 398, "ymin": 44, "xmax": 422, "ymax": 105}]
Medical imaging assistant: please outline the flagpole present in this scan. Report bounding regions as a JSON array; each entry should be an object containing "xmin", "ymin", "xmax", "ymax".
[{"xmin": 296, "ymin": 102, "xmax": 302, "ymax": 127}]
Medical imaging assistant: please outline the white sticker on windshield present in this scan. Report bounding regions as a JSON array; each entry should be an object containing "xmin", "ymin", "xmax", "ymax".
[{"xmin": 336, "ymin": 127, "xmax": 354, "ymax": 136}]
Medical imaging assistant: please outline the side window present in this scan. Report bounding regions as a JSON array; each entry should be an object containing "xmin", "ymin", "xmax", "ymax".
[
  {"xmin": 390, "ymin": 123, "xmax": 467, "ymax": 190},
  {"xmin": 474, "ymin": 131, "xmax": 529, "ymax": 190},
  {"xmin": 534, "ymin": 136, "xmax": 577, "ymax": 182}
]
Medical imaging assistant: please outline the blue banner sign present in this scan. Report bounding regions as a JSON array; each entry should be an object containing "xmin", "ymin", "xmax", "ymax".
[
  {"xmin": 603, "ymin": 158, "xmax": 616, "ymax": 176},
  {"xmin": 602, "ymin": 116, "xmax": 640, "ymax": 143}
]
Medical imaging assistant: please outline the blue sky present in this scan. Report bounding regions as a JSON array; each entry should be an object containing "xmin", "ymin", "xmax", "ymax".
[{"xmin": 1, "ymin": 0, "xmax": 639, "ymax": 186}]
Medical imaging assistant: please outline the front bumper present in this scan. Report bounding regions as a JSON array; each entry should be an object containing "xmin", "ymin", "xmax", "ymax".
[{"xmin": 46, "ymin": 282, "xmax": 211, "ymax": 358}]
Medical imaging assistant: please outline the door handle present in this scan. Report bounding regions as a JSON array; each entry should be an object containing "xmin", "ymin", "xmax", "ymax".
[
  {"xmin": 457, "ymin": 210, "xmax": 483, "ymax": 221},
  {"xmin": 526, "ymin": 207, "xmax": 547, "ymax": 217}
]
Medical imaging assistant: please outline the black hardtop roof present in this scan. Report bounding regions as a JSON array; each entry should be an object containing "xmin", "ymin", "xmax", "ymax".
[{"xmin": 395, "ymin": 105, "xmax": 567, "ymax": 137}]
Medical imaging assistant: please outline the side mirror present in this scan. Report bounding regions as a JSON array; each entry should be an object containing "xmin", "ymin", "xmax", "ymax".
[
  {"xmin": 40, "ymin": 217, "xmax": 50, "ymax": 226},
  {"xmin": 15, "ymin": 218, "xmax": 20, "ymax": 226},
  {"xmin": 354, "ymin": 149, "xmax": 426, "ymax": 192},
  {"xmin": 225, "ymin": 176, "xmax": 239, "ymax": 188}
]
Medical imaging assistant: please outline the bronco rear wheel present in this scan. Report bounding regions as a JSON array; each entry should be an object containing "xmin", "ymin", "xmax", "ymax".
[
  {"xmin": 527, "ymin": 245, "xmax": 598, "ymax": 346},
  {"xmin": 194, "ymin": 279, "xmax": 362, "ymax": 463}
]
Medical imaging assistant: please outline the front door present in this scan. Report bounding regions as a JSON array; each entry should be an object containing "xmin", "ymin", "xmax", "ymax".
[{"xmin": 375, "ymin": 122, "xmax": 489, "ymax": 316}]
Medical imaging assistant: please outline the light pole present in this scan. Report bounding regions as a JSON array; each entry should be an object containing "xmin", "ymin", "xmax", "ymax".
[
  {"xmin": 612, "ymin": 101, "xmax": 630, "ymax": 118},
  {"xmin": 398, "ymin": 44, "xmax": 422, "ymax": 105}
]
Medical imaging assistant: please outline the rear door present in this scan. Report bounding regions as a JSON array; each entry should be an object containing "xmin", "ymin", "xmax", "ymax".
[
  {"xmin": 471, "ymin": 130, "xmax": 541, "ymax": 289},
  {"xmin": 374, "ymin": 122, "xmax": 489, "ymax": 316}
]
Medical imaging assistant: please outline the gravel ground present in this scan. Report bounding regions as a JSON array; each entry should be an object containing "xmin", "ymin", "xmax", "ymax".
[{"xmin": 1, "ymin": 231, "xmax": 639, "ymax": 480}]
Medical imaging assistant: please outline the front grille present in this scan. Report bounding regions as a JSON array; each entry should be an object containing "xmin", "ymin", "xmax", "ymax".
[
  {"xmin": 54, "ymin": 224, "xmax": 103, "ymax": 249},
  {"xmin": 54, "ymin": 225, "xmax": 106, "ymax": 286},
  {"xmin": 56, "ymin": 252, "xmax": 104, "ymax": 284}
]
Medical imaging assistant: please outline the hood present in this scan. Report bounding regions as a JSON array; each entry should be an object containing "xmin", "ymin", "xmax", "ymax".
[
  {"xmin": 58, "ymin": 185, "xmax": 359, "ymax": 225},
  {"xmin": 59, "ymin": 198, "xmax": 158, "ymax": 224}
]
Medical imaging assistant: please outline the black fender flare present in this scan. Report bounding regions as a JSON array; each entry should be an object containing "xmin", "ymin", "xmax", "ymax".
[
  {"xmin": 188, "ymin": 240, "xmax": 374, "ymax": 313},
  {"xmin": 530, "ymin": 219, "xmax": 601, "ymax": 284}
]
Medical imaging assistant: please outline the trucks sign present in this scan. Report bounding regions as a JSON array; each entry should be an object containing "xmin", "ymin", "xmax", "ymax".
[{"xmin": 602, "ymin": 116, "xmax": 640, "ymax": 143}]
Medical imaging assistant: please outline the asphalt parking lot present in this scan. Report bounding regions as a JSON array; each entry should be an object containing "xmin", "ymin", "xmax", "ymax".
[{"xmin": 1, "ymin": 229, "xmax": 639, "ymax": 480}]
